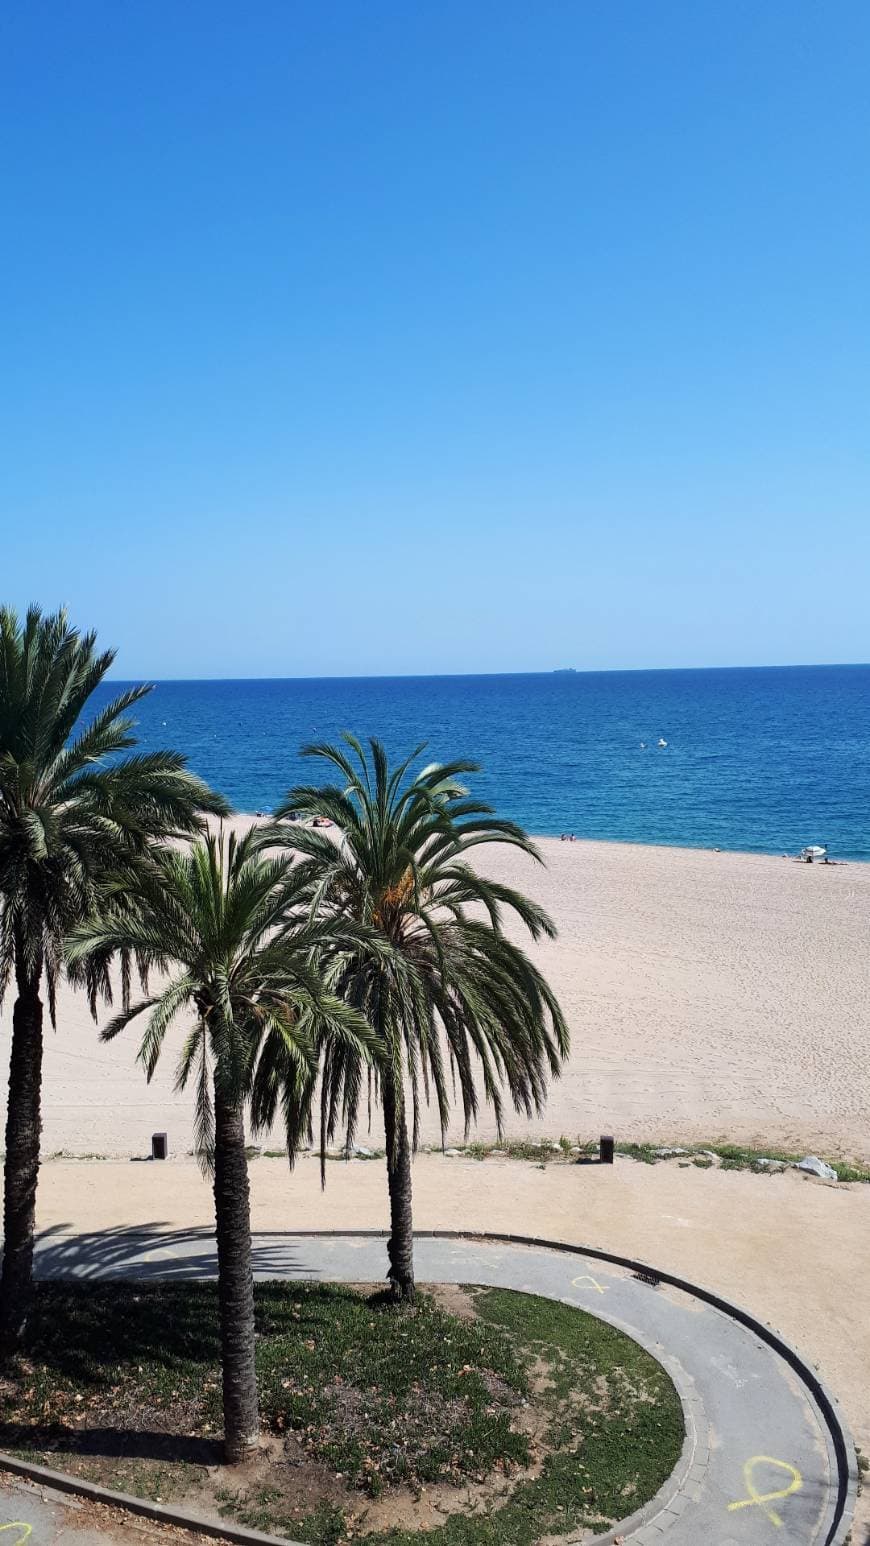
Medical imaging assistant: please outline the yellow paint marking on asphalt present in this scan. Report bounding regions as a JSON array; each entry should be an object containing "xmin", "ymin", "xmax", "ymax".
[
  {"xmin": 570, "ymin": 1273, "xmax": 604, "ymax": 1294},
  {"xmin": 0, "ymin": 1523, "xmax": 33, "ymax": 1545},
  {"xmin": 727, "ymin": 1455, "xmax": 803, "ymax": 1527}
]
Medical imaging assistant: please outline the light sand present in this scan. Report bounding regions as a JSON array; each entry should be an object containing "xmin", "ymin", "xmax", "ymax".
[
  {"xmin": 33, "ymin": 1153, "xmax": 870, "ymax": 1509},
  {"xmin": 2, "ymin": 824, "xmax": 868, "ymax": 1161}
]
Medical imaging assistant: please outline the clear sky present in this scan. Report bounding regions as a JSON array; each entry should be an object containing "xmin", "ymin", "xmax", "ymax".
[{"xmin": 2, "ymin": 1, "xmax": 868, "ymax": 678}]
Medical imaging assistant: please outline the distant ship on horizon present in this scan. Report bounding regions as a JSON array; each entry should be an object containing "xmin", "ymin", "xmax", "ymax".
[{"xmin": 553, "ymin": 667, "xmax": 577, "ymax": 674}]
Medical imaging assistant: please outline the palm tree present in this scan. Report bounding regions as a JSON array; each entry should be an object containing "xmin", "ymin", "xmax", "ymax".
[
  {"xmin": 67, "ymin": 827, "xmax": 375, "ymax": 1462},
  {"xmin": 0, "ymin": 605, "xmax": 227, "ymax": 1345},
  {"xmin": 267, "ymin": 736, "xmax": 569, "ymax": 1302}
]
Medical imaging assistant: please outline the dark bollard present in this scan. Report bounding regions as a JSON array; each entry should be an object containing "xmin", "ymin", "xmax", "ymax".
[
  {"xmin": 599, "ymin": 1134, "xmax": 614, "ymax": 1165},
  {"xmin": 151, "ymin": 1132, "xmax": 168, "ymax": 1160}
]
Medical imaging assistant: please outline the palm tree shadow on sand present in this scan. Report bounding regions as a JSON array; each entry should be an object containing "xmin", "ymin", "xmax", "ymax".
[{"xmin": 32, "ymin": 1221, "xmax": 323, "ymax": 1282}]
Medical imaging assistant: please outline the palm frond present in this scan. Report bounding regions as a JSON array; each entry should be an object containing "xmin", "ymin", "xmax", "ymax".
[{"xmin": 277, "ymin": 738, "xmax": 568, "ymax": 1179}]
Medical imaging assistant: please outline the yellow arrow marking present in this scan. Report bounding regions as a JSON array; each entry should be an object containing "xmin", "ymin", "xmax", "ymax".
[
  {"xmin": 570, "ymin": 1273, "xmax": 604, "ymax": 1294},
  {"xmin": 728, "ymin": 1455, "xmax": 803, "ymax": 1527},
  {"xmin": 0, "ymin": 1524, "xmax": 33, "ymax": 1546}
]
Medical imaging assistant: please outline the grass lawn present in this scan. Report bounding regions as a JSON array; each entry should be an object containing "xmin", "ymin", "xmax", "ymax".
[{"xmin": 0, "ymin": 1281, "xmax": 683, "ymax": 1546}]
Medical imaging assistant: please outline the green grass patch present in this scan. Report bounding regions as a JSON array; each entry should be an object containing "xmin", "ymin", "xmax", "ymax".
[
  {"xmin": 440, "ymin": 1138, "xmax": 564, "ymax": 1165},
  {"xmin": 254, "ymin": 1282, "xmax": 531, "ymax": 1491},
  {"xmin": 614, "ymin": 1142, "xmax": 661, "ymax": 1165},
  {"xmin": 1, "ymin": 1282, "xmax": 528, "ymax": 1496},
  {"xmin": 215, "ymin": 1487, "xmax": 349, "ymax": 1546},
  {"xmin": 46, "ymin": 1150, "xmax": 110, "ymax": 1161},
  {"xmin": 0, "ymin": 1280, "xmax": 683, "ymax": 1546},
  {"xmin": 675, "ymin": 1142, "xmax": 870, "ymax": 1181},
  {"xmin": 361, "ymin": 1287, "xmax": 683, "ymax": 1546}
]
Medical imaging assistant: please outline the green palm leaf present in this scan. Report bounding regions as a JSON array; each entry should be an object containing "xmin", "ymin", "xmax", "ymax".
[
  {"xmin": 268, "ymin": 734, "xmax": 569, "ymax": 1301},
  {"xmin": 0, "ymin": 604, "xmax": 227, "ymax": 1348},
  {"xmin": 69, "ymin": 824, "xmax": 378, "ymax": 1461}
]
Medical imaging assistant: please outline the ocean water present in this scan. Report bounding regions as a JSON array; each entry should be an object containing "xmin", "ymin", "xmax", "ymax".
[{"xmin": 92, "ymin": 665, "xmax": 870, "ymax": 859}]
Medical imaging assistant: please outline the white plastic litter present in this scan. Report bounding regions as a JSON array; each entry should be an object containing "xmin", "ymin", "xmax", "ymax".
[{"xmin": 795, "ymin": 1155, "xmax": 837, "ymax": 1180}]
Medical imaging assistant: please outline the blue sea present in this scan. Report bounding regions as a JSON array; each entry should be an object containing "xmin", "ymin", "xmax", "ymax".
[{"xmin": 94, "ymin": 666, "xmax": 870, "ymax": 860}]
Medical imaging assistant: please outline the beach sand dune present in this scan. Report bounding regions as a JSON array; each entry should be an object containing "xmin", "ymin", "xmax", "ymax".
[{"xmin": 3, "ymin": 824, "xmax": 868, "ymax": 1161}]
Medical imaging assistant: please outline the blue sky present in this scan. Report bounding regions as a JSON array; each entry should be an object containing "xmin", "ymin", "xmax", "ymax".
[{"xmin": 2, "ymin": 1, "xmax": 867, "ymax": 677}]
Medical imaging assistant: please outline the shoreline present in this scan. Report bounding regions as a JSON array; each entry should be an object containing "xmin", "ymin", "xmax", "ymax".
[{"xmin": 239, "ymin": 812, "xmax": 869, "ymax": 866}]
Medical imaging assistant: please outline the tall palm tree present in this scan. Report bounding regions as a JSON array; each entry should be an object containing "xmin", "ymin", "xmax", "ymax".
[
  {"xmin": 0, "ymin": 605, "xmax": 227, "ymax": 1345},
  {"xmin": 267, "ymin": 736, "xmax": 569, "ymax": 1302},
  {"xmin": 67, "ymin": 827, "xmax": 376, "ymax": 1462}
]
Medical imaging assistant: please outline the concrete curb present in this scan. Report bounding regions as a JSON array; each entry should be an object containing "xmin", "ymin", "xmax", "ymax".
[
  {"xmin": 439, "ymin": 1228, "xmax": 859, "ymax": 1546},
  {"xmin": 572, "ymin": 1346, "xmax": 705, "ymax": 1546},
  {"xmin": 0, "ymin": 1456, "xmax": 305, "ymax": 1546},
  {"xmin": 10, "ymin": 1227, "xmax": 858, "ymax": 1546}
]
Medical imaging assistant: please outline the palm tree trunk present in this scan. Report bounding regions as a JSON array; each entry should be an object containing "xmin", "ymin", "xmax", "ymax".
[
  {"xmin": 0, "ymin": 965, "xmax": 44, "ymax": 1348},
  {"xmin": 213, "ymin": 1082, "xmax": 259, "ymax": 1461},
  {"xmin": 382, "ymin": 1070, "xmax": 415, "ymax": 1302}
]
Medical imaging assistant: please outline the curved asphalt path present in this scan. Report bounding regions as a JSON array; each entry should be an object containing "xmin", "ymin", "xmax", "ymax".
[{"xmin": 29, "ymin": 1228, "xmax": 853, "ymax": 1546}]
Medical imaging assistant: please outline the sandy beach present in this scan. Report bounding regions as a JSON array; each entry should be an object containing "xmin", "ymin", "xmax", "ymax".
[{"xmin": 2, "ymin": 823, "xmax": 869, "ymax": 1162}]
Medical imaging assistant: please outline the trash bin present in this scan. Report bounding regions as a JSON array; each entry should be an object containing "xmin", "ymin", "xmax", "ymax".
[{"xmin": 151, "ymin": 1132, "xmax": 168, "ymax": 1160}]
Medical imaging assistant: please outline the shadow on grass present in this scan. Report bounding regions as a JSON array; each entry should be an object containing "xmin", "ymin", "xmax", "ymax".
[
  {"xmin": 3, "ymin": 1226, "xmax": 327, "ymax": 1465},
  {"xmin": 0, "ymin": 1422, "xmax": 221, "ymax": 1466},
  {"xmin": 14, "ymin": 1225, "xmax": 339, "ymax": 1391},
  {"xmin": 5, "ymin": 1228, "xmax": 388, "ymax": 1470}
]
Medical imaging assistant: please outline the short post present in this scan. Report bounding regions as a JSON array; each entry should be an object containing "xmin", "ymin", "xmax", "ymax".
[
  {"xmin": 151, "ymin": 1132, "xmax": 168, "ymax": 1161},
  {"xmin": 599, "ymin": 1134, "xmax": 614, "ymax": 1165}
]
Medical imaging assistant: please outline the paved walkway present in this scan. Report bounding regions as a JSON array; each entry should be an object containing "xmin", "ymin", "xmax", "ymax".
[
  {"xmin": 29, "ymin": 1228, "xmax": 851, "ymax": 1546},
  {"xmin": 0, "ymin": 1471, "xmax": 189, "ymax": 1546},
  {"xmin": 0, "ymin": 1477, "xmax": 107, "ymax": 1546}
]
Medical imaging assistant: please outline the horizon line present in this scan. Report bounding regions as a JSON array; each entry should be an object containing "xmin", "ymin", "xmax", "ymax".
[{"xmin": 103, "ymin": 660, "xmax": 870, "ymax": 685}]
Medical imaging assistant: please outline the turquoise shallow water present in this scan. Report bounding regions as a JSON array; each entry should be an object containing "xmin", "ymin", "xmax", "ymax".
[{"xmin": 92, "ymin": 665, "xmax": 870, "ymax": 859}]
